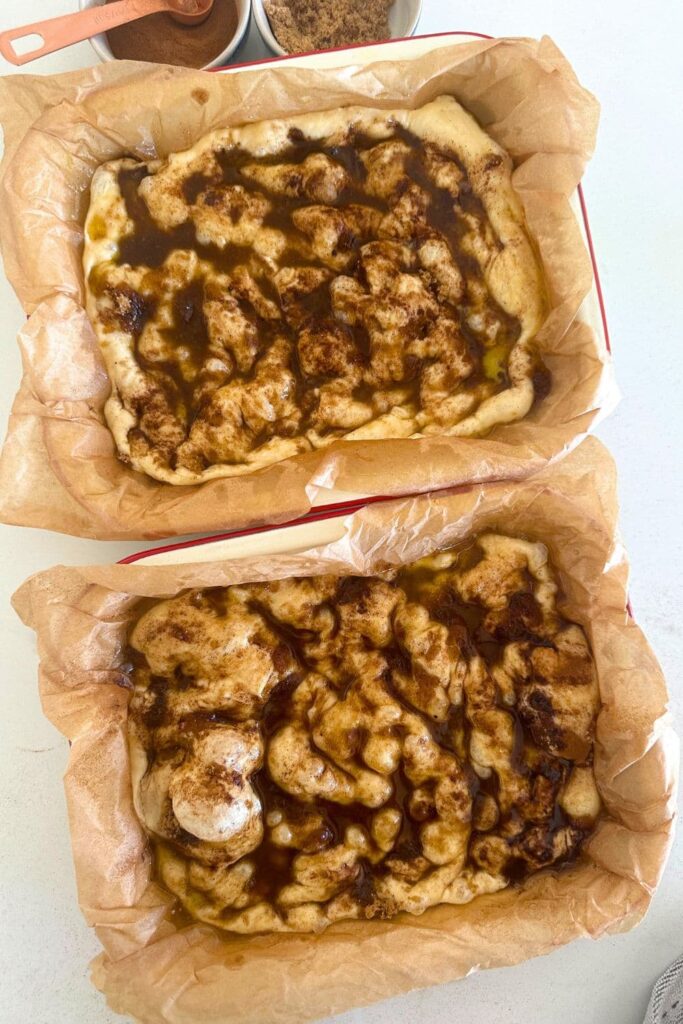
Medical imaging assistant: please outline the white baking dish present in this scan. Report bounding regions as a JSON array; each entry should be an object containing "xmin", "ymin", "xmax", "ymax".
[{"xmin": 121, "ymin": 503, "xmax": 353, "ymax": 564}]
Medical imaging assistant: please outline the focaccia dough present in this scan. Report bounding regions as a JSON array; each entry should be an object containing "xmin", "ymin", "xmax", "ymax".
[
  {"xmin": 127, "ymin": 534, "xmax": 601, "ymax": 934},
  {"xmin": 85, "ymin": 96, "xmax": 548, "ymax": 484}
]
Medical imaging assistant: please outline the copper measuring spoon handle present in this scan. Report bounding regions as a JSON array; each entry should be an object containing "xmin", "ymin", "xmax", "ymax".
[{"xmin": 0, "ymin": 0, "xmax": 209, "ymax": 66}]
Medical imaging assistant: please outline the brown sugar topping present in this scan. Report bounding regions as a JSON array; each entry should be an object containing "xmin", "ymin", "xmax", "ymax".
[{"xmin": 263, "ymin": 0, "xmax": 395, "ymax": 53}]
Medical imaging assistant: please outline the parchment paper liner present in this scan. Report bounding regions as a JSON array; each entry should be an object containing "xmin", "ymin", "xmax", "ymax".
[
  {"xmin": 0, "ymin": 36, "xmax": 615, "ymax": 540},
  {"xmin": 13, "ymin": 437, "xmax": 677, "ymax": 1024}
]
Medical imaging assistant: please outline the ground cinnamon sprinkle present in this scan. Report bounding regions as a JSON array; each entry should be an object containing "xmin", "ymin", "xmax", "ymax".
[
  {"xmin": 264, "ymin": 0, "xmax": 395, "ymax": 53},
  {"xmin": 105, "ymin": 0, "xmax": 238, "ymax": 68}
]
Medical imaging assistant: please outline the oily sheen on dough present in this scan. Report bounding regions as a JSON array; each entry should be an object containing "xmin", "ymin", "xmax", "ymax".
[
  {"xmin": 127, "ymin": 534, "xmax": 601, "ymax": 934},
  {"xmin": 84, "ymin": 96, "xmax": 547, "ymax": 484}
]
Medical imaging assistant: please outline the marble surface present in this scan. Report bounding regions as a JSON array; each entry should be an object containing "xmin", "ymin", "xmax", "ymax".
[{"xmin": 0, "ymin": 2, "xmax": 681, "ymax": 1022}]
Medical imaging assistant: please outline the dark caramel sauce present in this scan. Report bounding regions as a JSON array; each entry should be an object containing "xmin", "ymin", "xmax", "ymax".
[
  {"xmin": 167, "ymin": 896, "xmax": 196, "ymax": 929},
  {"xmin": 146, "ymin": 278, "xmax": 211, "ymax": 414},
  {"xmin": 106, "ymin": 130, "xmax": 549, "ymax": 464}
]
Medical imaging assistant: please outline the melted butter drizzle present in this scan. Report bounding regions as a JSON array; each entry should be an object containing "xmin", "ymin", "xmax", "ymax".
[
  {"xmin": 106, "ymin": 130, "xmax": 548, "ymax": 462},
  {"xmin": 131, "ymin": 542, "xmax": 588, "ymax": 921}
]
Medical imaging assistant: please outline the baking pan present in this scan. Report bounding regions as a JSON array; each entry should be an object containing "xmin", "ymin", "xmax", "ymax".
[{"xmin": 117, "ymin": 33, "xmax": 611, "ymax": 539}]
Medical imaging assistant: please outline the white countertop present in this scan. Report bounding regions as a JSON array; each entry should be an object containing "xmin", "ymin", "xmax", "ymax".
[{"xmin": 0, "ymin": 2, "xmax": 681, "ymax": 1022}]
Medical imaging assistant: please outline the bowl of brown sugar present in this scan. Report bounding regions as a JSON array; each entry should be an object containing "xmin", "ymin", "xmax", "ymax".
[
  {"xmin": 79, "ymin": 0, "xmax": 251, "ymax": 69},
  {"xmin": 252, "ymin": 0, "xmax": 422, "ymax": 56}
]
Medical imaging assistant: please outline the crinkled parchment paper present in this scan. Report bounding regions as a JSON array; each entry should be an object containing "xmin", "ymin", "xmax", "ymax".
[
  {"xmin": 0, "ymin": 37, "xmax": 614, "ymax": 539},
  {"xmin": 12, "ymin": 438, "xmax": 677, "ymax": 1024}
]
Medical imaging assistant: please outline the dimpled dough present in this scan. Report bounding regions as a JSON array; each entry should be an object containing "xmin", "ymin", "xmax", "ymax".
[
  {"xmin": 127, "ymin": 533, "xmax": 601, "ymax": 934},
  {"xmin": 85, "ymin": 96, "xmax": 547, "ymax": 484}
]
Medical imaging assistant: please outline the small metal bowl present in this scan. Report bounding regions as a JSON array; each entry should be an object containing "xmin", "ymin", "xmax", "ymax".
[
  {"xmin": 78, "ymin": 0, "xmax": 252, "ymax": 69},
  {"xmin": 252, "ymin": 0, "xmax": 423, "ymax": 57}
]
